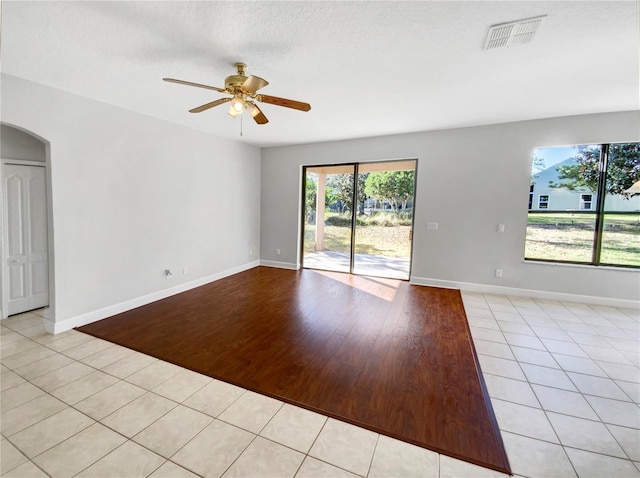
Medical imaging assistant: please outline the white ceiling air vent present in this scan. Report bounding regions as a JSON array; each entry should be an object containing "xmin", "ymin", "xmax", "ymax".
[{"xmin": 484, "ymin": 15, "xmax": 547, "ymax": 50}]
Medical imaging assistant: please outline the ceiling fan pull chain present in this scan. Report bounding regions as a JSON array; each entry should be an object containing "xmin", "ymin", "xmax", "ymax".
[{"xmin": 240, "ymin": 111, "xmax": 243, "ymax": 137}]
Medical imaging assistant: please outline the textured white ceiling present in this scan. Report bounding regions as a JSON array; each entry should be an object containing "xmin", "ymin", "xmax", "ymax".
[{"xmin": 2, "ymin": 1, "xmax": 638, "ymax": 147}]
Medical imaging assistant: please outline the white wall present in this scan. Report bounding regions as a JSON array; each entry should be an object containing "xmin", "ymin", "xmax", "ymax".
[
  {"xmin": 260, "ymin": 111, "xmax": 640, "ymax": 305},
  {"xmin": 1, "ymin": 74, "xmax": 261, "ymax": 331}
]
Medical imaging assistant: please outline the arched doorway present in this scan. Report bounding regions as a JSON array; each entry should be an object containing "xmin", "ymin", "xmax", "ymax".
[{"xmin": 1, "ymin": 123, "xmax": 54, "ymax": 320}]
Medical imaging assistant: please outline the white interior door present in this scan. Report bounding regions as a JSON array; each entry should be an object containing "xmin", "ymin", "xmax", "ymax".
[{"xmin": 3, "ymin": 163, "xmax": 49, "ymax": 315}]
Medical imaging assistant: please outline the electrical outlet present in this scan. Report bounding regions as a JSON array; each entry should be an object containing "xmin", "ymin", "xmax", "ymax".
[
  {"xmin": 249, "ymin": 248, "xmax": 253, "ymax": 257},
  {"xmin": 183, "ymin": 266, "xmax": 188, "ymax": 275},
  {"xmin": 426, "ymin": 222, "xmax": 439, "ymax": 230},
  {"xmin": 497, "ymin": 224, "xmax": 505, "ymax": 233},
  {"xmin": 165, "ymin": 269, "xmax": 173, "ymax": 279},
  {"xmin": 495, "ymin": 269, "xmax": 503, "ymax": 278},
  {"xmin": 276, "ymin": 249, "xmax": 281, "ymax": 255}
]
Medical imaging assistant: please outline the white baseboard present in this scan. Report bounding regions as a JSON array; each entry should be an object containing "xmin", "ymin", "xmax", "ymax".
[
  {"xmin": 410, "ymin": 276, "xmax": 640, "ymax": 309},
  {"xmin": 259, "ymin": 260, "xmax": 299, "ymax": 270},
  {"xmin": 50, "ymin": 261, "xmax": 261, "ymax": 334},
  {"xmin": 50, "ymin": 266, "xmax": 638, "ymax": 335}
]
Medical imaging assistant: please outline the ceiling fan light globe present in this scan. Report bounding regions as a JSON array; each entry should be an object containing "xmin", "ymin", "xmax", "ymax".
[
  {"xmin": 231, "ymin": 98, "xmax": 244, "ymax": 112},
  {"xmin": 228, "ymin": 104, "xmax": 242, "ymax": 117},
  {"xmin": 245, "ymin": 102, "xmax": 259, "ymax": 117}
]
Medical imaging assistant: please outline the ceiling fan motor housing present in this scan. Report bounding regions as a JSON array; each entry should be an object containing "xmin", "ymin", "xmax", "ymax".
[
  {"xmin": 225, "ymin": 74, "xmax": 248, "ymax": 92},
  {"xmin": 225, "ymin": 63, "xmax": 249, "ymax": 92}
]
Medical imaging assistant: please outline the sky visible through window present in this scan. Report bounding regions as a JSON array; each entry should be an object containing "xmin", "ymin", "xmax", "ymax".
[
  {"xmin": 532, "ymin": 146, "xmax": 578, "ymax": 174},
  {"xmin": 527, "ymin": 143, "xmax": 639, "ymax": 267}
]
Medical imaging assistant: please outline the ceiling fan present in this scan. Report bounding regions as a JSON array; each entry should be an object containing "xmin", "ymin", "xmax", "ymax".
[{"xmin": 163, "ymin": 63, "xmax": 311, "ymax": 125}]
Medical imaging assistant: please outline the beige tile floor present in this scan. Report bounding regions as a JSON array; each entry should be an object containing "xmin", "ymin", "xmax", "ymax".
[{"xmin": 0, "ymin": 293, "xmax": 638, "ymax": 478}]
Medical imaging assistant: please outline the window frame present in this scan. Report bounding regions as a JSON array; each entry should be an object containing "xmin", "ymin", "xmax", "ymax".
[
  {"xmin": 525, "ymin": 142, "xmax": 639, "ymax": 269},
  {"xmin": 579, "ymin": 194, "xmax": 592, "ymax": 210},
  {"xmin": 538, "ymin": 195, "xmax": 549, "ymax": 209}
]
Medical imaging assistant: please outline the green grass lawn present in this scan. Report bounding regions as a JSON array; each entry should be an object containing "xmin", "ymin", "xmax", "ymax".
[
  {"xmin": 304, "ymin": 223, "xmax": 412, "ymax": 258},
  {"xmin": 525, "ymin": 213, "xmax": 640, "ymax": 266},
  {"xmin": 303, "ymin": 212, "xmax": 639, "ymax": 267}
]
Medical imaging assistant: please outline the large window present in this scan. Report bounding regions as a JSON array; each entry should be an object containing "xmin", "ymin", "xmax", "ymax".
[{"xmin": 525, "ymin": 143, "xmax": 640, "ymax": 268}]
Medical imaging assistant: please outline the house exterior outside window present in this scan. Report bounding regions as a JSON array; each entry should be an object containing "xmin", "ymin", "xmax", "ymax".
[{"xmin": 525, "ymin": 143, "xmax": 639, "ymax": 267}]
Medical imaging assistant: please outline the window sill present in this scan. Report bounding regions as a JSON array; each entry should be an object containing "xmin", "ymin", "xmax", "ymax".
[{"xmin": 523, "ymin": 259, "xmax": 640, "ymax": 272}]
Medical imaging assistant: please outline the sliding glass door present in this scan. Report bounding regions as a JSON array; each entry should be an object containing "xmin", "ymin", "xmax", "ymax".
[
  {"xmin": 302, "ymin": 165, "xmax": 355, "ymax": 273},
  {"xmin": 301, "ymin": 160, "xmax": 417, "ymax": 279},
  {"xmin": 352, "ymin": 160, "xmax": 416, "ymax": 278}
]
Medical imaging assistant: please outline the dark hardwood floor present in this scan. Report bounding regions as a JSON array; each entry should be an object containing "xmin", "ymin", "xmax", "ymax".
[{"xmin": 78, "ymin": 266, "xmax": 510, "ymax": 474}]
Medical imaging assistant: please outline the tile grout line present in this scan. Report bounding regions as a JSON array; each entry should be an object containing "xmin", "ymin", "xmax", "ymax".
[
  {"xmin": 538, "ymin": 298, "xmax": 640, "ymax": 469},
  {"xmin": 505, "ymin": 297, "xmax": 583, "ymax": 478},
  {"xmin": 364, "ymin": 433, "xmax": 381, "ymax": 478},
  {"xmin": 1, "ymin": 329, "xmax": 200, "ymax": 476},
  {"xmin": 490, "ymin": 298, "xmax": 564, "ymax": 454},
  {"xmin": 4, "ymin": 300, "xmax": 639, "ymax": 478},
  {"xmin": 471, "ymin": 293, "xmax": 639, "ymax": 477}
]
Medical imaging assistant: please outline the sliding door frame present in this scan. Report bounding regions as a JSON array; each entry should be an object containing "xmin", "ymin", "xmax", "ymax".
[
  {"xmin": 300, "ymin": 162, "xmax": 357, "ymax": 274},
  {"xmin": 300, "ymin": 158, "xmax": 418, "ymax": 280},
  {"xmin": 348, "ymin": 163, "xmax": 359, "ymax": 275}
]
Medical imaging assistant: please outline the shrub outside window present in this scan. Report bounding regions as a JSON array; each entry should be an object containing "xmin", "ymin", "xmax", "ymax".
[{"xmin": 525, "ymin": 143, "xmax": 640, "ymax": 268}]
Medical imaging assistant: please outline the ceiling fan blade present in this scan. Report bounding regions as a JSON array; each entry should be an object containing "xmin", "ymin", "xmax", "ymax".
[
  {"xmin": 242, "ymin": 75, "xmax": 269, "ymax": 94},
  {"xmin": 163, "ymin": 78, "xmax": 226, "ymax": 93},
  {"xmin": 257, "ymin": 94, "xmax": 311, "ymax": 112},
  {"xmin": 189, "ymin": 97, "xmax": 231, "ymax": 113},
  {"xmin": 245, "ymin": 102, "xmax": 269, "ymax": 124}
]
